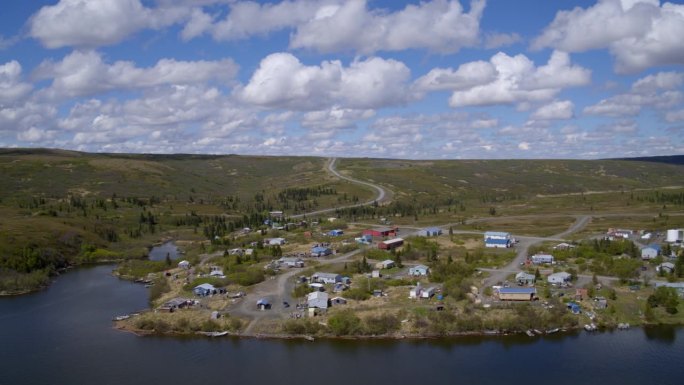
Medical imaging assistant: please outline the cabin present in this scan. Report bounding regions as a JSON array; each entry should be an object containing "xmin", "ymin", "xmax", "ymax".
[
  {"xmin": 363, "ymin": 227, "xmax": 398, "ymax": 238},
  {"xmin": 515, "ymin": 272, "xmax": 536, "ymax": 286},
  {"xmin": 531, "ymin": 254, "xmax": 555, "ymax": 265},
  {"xmin": 378, "ymin": 238, "xmax": 404, "ymax": 250},
  {"xmin": 497, "ymin": 287, "xmax": 537, "ymax": 301},
  {"xmin": 418, "ymin": 227, "xmax": 442, "ymax": 237},
  {"xmin": 409, "ymin": 265, "xmax": 430, "ymax": 276},
  {"xmin": 375, "ymin": 259, "xmax": 396, "ymax": 269},
  {"xmin": 307, "ymin": 291, "xmax": 329, "ymax": 309},
  {"xmin": 548, "ymin": 272, "xmax": 572, "ymax": 284},
  {"xmin": 641, "ymin": 245, "xmax": 661, "ymax": 260},
  {"xmin": 278, "ymin": 257, "xmax": 304, "ymax": 268},
  {"xmin": 311, "ymin": 272, "xmax": 342, "ymax": 284},
  {"xmin": 194, "ymin": 283, "xmax": 216, "ymax": 296},
  {"xmin": 484, "ymin": 231, "xmax": 511, "ymax": 248},
  {"xmin": 311, "ymin": 246, "xmax": 332, "ymax": 257}
]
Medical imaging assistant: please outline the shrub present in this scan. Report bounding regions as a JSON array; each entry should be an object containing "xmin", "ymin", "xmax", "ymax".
[{"xmin": 328, "ymin": 310, "xmax": 362, "ymax": 336}]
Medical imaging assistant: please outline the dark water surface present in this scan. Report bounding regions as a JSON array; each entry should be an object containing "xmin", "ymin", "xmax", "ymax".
[
  {"xmin": 1, "ymin": 265, "xmax": 682, "ymax": 385},
  {"xmin": 147, "ymin": 242, "xmax": 180, "ymax": 261}
]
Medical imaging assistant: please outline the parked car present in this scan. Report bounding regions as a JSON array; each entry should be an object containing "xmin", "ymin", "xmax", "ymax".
[{"xmin": 283, "ymin": 301, "xmax": 290, "ymax": 308}]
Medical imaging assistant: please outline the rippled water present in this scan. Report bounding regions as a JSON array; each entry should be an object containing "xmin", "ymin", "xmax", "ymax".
[{"xmin": 1, "ymin": 265, "xmax": 682, "ymax": 385}]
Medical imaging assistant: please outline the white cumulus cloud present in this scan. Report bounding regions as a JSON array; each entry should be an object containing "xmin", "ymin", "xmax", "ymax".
[{"xmin": 531, "ymin": 100, "xmax": 574, "ymax": 120}]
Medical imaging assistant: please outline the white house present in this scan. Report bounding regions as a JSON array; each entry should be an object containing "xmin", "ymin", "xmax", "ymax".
[
  {"xmin": 515, "ymin": 272, "xmax": 536, "ymax": 285},
  {"xmin": 547, "ymin": 272, "xmax": 572, "ymax": 284},
  {"xmin": 484, "ymin": 231, "xmax": 511, "ymax": 248},
  {"xmin": 267, "ymin": 238, "xmax": 286, "ymax": 246},
  {"xmin": 278, "ymin": 257, "xmax": 304, "ymax": 268},
  {"xmin": 656, "ymin": 262, "xmax": 675, "ymax": 274},
  {"xmin": 209, "ymin": 269, "xmax": 225, "ymax": 278},
  {"xmin": 307, "ymin": 291, "xmax": 329, "ymax": 309},
  {"xmin": 409, "ymin": 265, "xmax": 430, "ymax": 276},
  {"xmin": 375, "ymin": 259, "xmax": 396, "ymax": 269},
  {"xmin": 531, "ymin": 254, "xmax": 554, "ymax": 265},
  {"xmin": 421, "ymin": 287, "xmax": 436, "ymax": 298},
  {"xmin": 641, "ymin": 245, "xmax": 660, "ymax": 260},
  {"xmin": 311, "ymin": 272, "xmax": 342, "ymax": 284}
]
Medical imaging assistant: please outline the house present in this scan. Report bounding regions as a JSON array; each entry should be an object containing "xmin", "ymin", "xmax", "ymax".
[
  {"xmin": 531, "ymin": 254, "xmax": 555, "ymax": 265},
  {"xmin": 311, "ymin": 272, "xmax": 342, "ymax": 284},
  {"xmin": 363, "ymin": 227, "xmax": 398, "ymax": 238},
  {"xmin": 307, "ymin": 291, "xmax": 329, "ymax": 309},
  {"xmin": 666, "ymin": 229, "xmax": 684, "ymax": 243},
  {"xmin": 418, "ymin": 227, "xmax": 442, "ymax": 237},
  {"xmin": 378, "ymin": 238, "xmax": 404, "ymax": 250},
  {"xmin": 654, "ymin": 282, "xmax": 684, "ymax": 297},
  {"xmin": 331, "ymin": 297, "xmax": 347, "ymax": 305},
  {"xmin": 209, "ymin": 269, "xmax": 224, "ymax": 278},
  {"xmin": 375, "ymin": 259, "xmax": 396, "ymax": 269},
  {"xmin": 421, "ymin": 287, "xmax": 436, "ymax": 298},
  {"xmin": 606, "ymin": 228, "xmax": 633, "ymax": 240},
  {"xmin": 497, "ymin": 287, "xmax": 537, "ymax": 301},
  {"xmin": 656, "ymin": 262, "xmax": 675, "ymax": 274},
  {"xmin": 311, "ymin": 246, "xmax": 332, "ymax": 257},
  {"xmin": 484, "ymin": 231, "xmax": 511, "ymax": 248},
  {"xmin": 641, "ymin": 244, "xmax": 661, "ymax": 260},
  {"xmin": 409, "ymin": 265, "xmax": 430, "ymax": 276},
  {"xmin": 548, "ymin": 271, "xmax": 572, "ymax": 284},
  {"xmin": 256, "ymin": 298, "xmax": 271, "ymax": 310},
  {"xmin": 328, "ymin": 229, "xmax": 344, "ymax": 236},
  {"xmin": 515, "ymin": 272, "xmax": 536, "ymax": 286},
  {"xmin": 267, "ymin": 238, "xmax": 286, "ymax": 246},
  {"xmin": 194, "ymin": 283, "xmax": 216, "ymax": 296},
  {"xmin": 177, "ymin": 260, "xmax": 190, "ymax": 269},
  {"xmin": 278, "ymin": 257, "xmax": 304, "ymax": 268},
  {"xmin": 158, "ymin": 298, "xmax": 193, "ymax": 312},
  {"xmin": 309, "ymin": 283, "xmax": 325, "ymax": 292}
]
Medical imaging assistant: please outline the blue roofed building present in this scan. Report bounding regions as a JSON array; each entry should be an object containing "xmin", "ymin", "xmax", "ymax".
[
  {"xmin": 641, "ymin": 244, "xmax": 661, "ymax": 260},
  {"xmin": 311, "ymin": 246, "xmax": 332, "ymax": 257},
  {"xmin": 484, "ymin": 231, "xmax": 511, "ymax": 248},
  {"xmin": 194, "ymin": 283, "xmax": 216, "ymax": 296},
  {"xmin": 328, "ymin": 229, "xmax": 344, "ymax": 236}
]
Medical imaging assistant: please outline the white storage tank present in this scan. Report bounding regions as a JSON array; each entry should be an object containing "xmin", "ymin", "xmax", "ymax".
[{"xmin": 666, "ymin": 229, "xmax": 684, "ymax": 243}]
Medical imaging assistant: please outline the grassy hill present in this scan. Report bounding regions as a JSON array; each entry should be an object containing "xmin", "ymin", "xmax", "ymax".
[{"xmin": 1, "ymin": 149, "xmax": 683, "ymax": 294}]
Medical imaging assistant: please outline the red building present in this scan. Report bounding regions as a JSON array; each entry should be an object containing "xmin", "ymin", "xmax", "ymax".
[
  {"xmin": 363, "ymin": 227, "xmax": 398, "ymax": 238},
  {"xmin": 378, "ymin": 238, "xmax": 404, "ymax": 250}
]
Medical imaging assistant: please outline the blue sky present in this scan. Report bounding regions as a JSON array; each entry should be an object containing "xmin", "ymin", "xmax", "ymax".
[{"xmin": 0, "ymin": 0, "xmax": 683, "ymax": 159}]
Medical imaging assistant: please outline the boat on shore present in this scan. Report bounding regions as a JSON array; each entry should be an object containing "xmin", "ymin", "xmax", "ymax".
[
  {"xmin": 526, "ymin": 330, "xmax": 535, "ymax": 337},
  {"xmin": 304, "ymin": 335, "xmax": 315, "ymax": 341},
  {"xmin": 584, "ymin": 323, "xmax": 597, "ymax": 332},
  {"xmin": 546, "ymin": 328, "xmax": 560, "ymax": 334},
  {"xmin": 113, "ymin": 315, "xmax": 130, "ymax": 321},
  {"xmin": 198, "ymin": 331, "xmax": 229, "ymax": 337}
]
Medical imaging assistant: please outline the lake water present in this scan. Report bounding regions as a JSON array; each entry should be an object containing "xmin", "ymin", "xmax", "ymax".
[
  {"xmin": 1, "ymin": 265, "xmax": 683, "ymax": 385},
  {"xmin": 147, "ymin": 242, "xmax": 180, "ymax": 262}
]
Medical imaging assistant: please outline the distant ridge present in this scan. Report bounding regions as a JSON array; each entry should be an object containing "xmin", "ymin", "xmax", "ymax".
[{"xmin": 612, "ymin": 155, "xmax": 684, "ymax": 166}]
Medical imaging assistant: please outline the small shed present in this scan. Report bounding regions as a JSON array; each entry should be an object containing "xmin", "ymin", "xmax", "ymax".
[
  {"xmin": 194, "ymin": 283, "xmax": 216, "ymax": 296},
  {"xmin": 268, "ymin": 238, "xmax": 286, "ymax": 246},
  {"xmin": 256, "ymin": 298, "xmax": 271, "ymax": 310},
  {"xmin": 497, "ymin": 287, "xmax": 536, "ymax": 301},
  {"xmin": 307, "ymin": 291, "xmax": 329, "ymax": 309},
  {"xmin": 371, "ymin": 270, "xmax": 381, "ymax": 278},
  {"xmin": 209, "ymin": 269, "xmax": 224, "ymax": 278},
  {"xmin": 575, "ymin": 288, "xmax": 588, "ymax": 300},
  {"xmin": 177, "ymin": 260, "xmax": 190, "ymax": 269},
  {"xmin": 593, "ymin": 297, "xmax": 608, "ymax": 309},
  {"xmin": 567, "ymin": 302, "xmax": 581, "ymax": 314},
  {"xmin": 409, "ymin": 265, "xmax": 430, "ymax": 276},
  {"xmin": 375, "ymin": 259, "xmax": 396, "ymax": 269},
  {"xmin": 418, "ymin": 227, "xmax": 442, "ymax": 237},
  {"xmin": 409, "ymin": 285, "xmax": 422, "ymax": 299}
]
